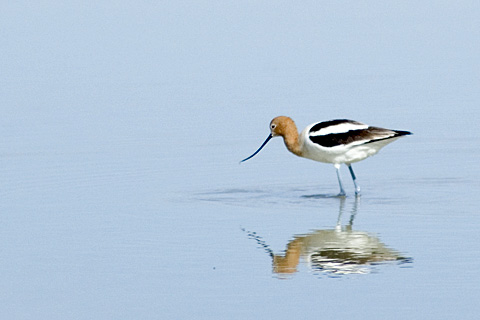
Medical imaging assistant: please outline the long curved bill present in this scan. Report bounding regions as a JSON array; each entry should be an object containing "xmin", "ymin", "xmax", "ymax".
[{"xmin": 240, "ymin": 134, "xmax": 273, "ymax": 163}]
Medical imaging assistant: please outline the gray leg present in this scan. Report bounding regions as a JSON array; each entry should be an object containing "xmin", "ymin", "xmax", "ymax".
[
  {"xmin": 347, "ymin": 164, "xmax": 361, "ymax": 196},
  {"xmin": 335, "ymin": 164, "xmax": 346, "ymax": 196}
]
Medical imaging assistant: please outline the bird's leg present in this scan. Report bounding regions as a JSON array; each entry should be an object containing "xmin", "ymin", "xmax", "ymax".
[
  {"xmin": 347, "ymin": 164, "xmax": 361, "ymax": 196},
  {"xmin": 335, "ymin": 164, "xmax": 346, "ymax": 197}
]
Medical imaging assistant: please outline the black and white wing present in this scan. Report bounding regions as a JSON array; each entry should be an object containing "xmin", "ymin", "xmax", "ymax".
[{"xmin": 308, "ymin": 119, "xmax": 411, "ymax": 148}]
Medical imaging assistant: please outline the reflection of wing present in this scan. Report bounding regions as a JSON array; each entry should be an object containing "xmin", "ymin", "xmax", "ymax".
[{"xmin": 274, "ymin": 229, "xmax": 410, "ymax": 276}]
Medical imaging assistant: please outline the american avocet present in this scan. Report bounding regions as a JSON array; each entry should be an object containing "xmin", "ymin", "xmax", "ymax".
[{"xmin": 241, "ymin": 116, "xmax": 411, "ymax": 196}]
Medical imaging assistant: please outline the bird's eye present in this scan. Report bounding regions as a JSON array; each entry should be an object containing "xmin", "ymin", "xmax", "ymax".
[{"xmin": 271, "ymin": 124, "xmax": 276, "ymax": 129}]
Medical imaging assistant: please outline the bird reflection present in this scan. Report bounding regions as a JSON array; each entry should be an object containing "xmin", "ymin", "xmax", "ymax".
[{"xmin": 245, "ymin": 198, "xmax": 412, "ymax": 278}]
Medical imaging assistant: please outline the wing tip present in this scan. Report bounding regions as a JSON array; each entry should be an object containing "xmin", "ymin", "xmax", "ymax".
[{"xmin": 394, "ymin": 130, "xmax": 412, "ymax": 136}]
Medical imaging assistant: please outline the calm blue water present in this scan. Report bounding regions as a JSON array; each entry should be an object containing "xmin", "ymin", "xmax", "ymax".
[{"xmin": 1, "ymin": 2, "xmax": 479, "ymax": 319}]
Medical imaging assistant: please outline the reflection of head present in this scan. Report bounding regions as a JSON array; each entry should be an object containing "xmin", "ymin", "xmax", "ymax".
[{"xmin": 272, "ymin": 239, "xmax": 302, "ymax": 274}]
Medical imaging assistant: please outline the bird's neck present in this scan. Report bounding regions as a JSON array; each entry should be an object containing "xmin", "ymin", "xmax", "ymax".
[{"xmin": 282, "ymin": 128, "xmax": 302, "ymax": 157}]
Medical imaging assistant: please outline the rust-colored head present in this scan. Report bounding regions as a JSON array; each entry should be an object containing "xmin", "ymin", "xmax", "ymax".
[{"xmin": 270, "ymin": 116, "xmax": 298, "ymax": 138}]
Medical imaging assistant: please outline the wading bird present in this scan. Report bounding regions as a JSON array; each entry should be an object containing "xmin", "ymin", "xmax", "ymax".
[{"xmin": 241, "ymin": 116, "xmax": 411, "ymax": 196}]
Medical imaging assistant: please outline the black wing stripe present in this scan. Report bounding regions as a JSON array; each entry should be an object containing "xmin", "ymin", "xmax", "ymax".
[{"xmin": 309, "ymin": 119, "xmax": 365, "ymax": 134}]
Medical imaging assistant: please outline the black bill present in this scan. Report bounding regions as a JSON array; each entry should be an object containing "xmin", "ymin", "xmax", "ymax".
[{"xmin": 240, "ymin": 134, "xmax": 273, "ymax": 163}]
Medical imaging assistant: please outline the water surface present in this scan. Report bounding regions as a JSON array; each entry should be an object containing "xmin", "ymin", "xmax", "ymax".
[{"xmin": 1, "ymin": 1, "xmax": 479, "ymax": 319}]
